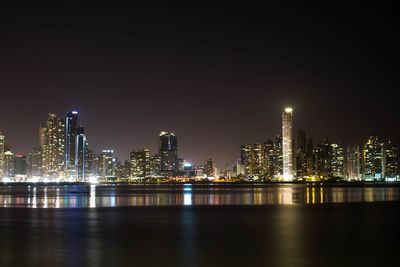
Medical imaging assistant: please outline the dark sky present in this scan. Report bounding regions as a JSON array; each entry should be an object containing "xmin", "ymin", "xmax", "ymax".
[{"xmin": 0, "ymin": 3, "xmax": 399, "ymax": 166}]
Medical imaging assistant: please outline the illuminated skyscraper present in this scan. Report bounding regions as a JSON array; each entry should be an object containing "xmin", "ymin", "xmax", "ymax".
[
  {"xmin": 75, "ymin": 126, "xmax": 88, "ymax": 181},
  {"xmin": 0, "ymin": 133, "xmax": 5, "ymax": 177},
  {"xmin": 130, "ymin": 148, "xmax": 151, "ymax": 178},
  {"xmin": 41, "ymin": 113, "xmax": 65, "ymax": 178},
  {"xmin": 252, "ymin": 143, "xmax": 265, "ymax": 178},
  {"xmin": 363, "ymin": 134, "xmax": 384, "ymax": 181},
  {"xmin": 205, "ymin": 158, "xmax": 215, "ymax": 177},
  {"xmin": 282, "ymin": 107, "xmax": 294, "ymax": 181},
  {"xmin": 263, "ymin": 139, "xmax": 275, "ymax": 179},
  {"xmin": 4, "ymin": 151, "xmax": 14, "ymax": 177},
  {"xmin": 98, "ymin": 150, "xmax": 116, "ymax": 181},
  {"xmin": 313, "ymin": 139, "xmax": 332, "ymax": 180},
  {"xmin": 385, "ymin": 141, "xmax": 398, "ymax": 180},
  {"xmin": 346, "ymin": 145, "xmax": 361, "ymax": 180},
  {"xmin": 240, "ymin": 144, "xmax": 253, "ymax": 177},
  {"xmin": 159, "ymin": 131, "xmax": 178, "ymax": 176},
  {"xmin": 331, "ymin": 143, "xmax": 345, "ymax": 178},
  {"xmin": 65, "ymin": 111, "xmax": 78, "ymax": 176},
  {"xmin": 149, "ymin": 154, "xmax": 162, "ymax": 177},
  {"xmin": 273, "ymin": 135, "xmax": 283, "ymax": 179}
]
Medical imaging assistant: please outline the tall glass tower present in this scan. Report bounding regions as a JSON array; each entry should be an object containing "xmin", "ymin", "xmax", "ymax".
[
  {"xmin": 159, "ymin": 131, "xmax": 178, "ymax": 176},
  {"xmin": 65, "ymin": 111, "xmax": 78, "ymax": 175},
  {"xmin": 282, "ymin": 107, "xmax": 294, "ymax": 181},
  {"xmin": 75, "ymin": 126, "xmax": 88, "ymax": 181}
]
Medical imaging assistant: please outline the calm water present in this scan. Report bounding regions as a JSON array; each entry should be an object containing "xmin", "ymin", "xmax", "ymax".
[
  {"xmin": 0, "ymin": 184, "xmax": 399, "ymax": 208},
  {"xmin": 1, "ymin": 184, "xmax": 399, "ymax": 266}
]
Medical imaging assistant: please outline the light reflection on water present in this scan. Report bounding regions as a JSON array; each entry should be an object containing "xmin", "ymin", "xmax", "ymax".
[{"xmin": 0, "ymin": 184, "xmax": 399, "ymax": 208}]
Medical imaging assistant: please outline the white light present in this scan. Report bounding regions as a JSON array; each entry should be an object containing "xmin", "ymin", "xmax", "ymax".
[
  {"xmin": 285, "ymin": 107, "xmax": 293, "ymax": 113},
  {"xmin": 89, "ymin": 176, "xmax": 99, "ymax": 184}
]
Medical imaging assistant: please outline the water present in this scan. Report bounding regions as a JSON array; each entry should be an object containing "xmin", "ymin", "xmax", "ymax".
[
  {"xmin": 1, "ymin": 184, "xmax": 399, "ymax": 266},
  {"xmin": 0, "ymin": 184, "xmax": 399, "ymax": 208}
]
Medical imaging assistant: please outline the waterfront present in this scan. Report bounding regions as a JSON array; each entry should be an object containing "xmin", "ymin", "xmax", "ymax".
[
  {"xmin": 0, "ymin": 184, "xmax": 399, "ymax": 208},
  {"xmin": 1, "ymin": 184, "xmax": 399, "ymax": 266}
]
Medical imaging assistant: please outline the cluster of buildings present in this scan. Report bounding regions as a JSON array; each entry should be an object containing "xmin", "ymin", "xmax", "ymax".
[
  {"xmin": 1, "ymin": 108, "xmax": 399, "ymax": 183},
  {"xmin": 238, "ymin": 108, "xmax": 399, "ymax": 182},
  {"xmin": 0, "ymin": 111, "xmax": 215, "ymax": 182}
]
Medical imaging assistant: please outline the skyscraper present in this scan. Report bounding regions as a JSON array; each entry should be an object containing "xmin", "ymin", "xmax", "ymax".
[
  {"xmin": 28, "ymin": 147, "xmax": 43, "ymax": 177},
  {"xmin": 41, "ymin": 113, "xmax": 65, "ymax": 178},
  {"xmin": 385, "ymin": 141, "xmax": 398, "ymax": 180},
  {"xmin": 313, "ymin": 139, "xmax": 332, "ymax": 180},
  {"xmin": 159, "ymin": 131, "xmax": 178, "ymax": 176},
  {"xmin": 0, "ymin": 133, "xmax": 5, "ymax": 177},
  {"xmin": 346, "ymin": 145, "xmax": 361, "ymax": 180},
  {"xmin": 331, "ymin": 143, "xmax": 345, "ymax": 178},
  {"xmin": 363, "ymin": 134, "xmax": 384, "ymax": 181},
  {"xmin": 252, "ymin": 143, "xmax": 265, "ymax": 178},
  {"xmin": 14, "ymin": 154, "xmax": 27, "ymax": 177},
  {"xmin": 296, "ymin": 129, "xmax": 307, "ymax": 179},
  {"xmin": 240, "ymin": 144, "xmax": 253, "ymax": 177},
  {"xmin": 149, "ymin": 154, "xmax": 162, "ymax": 177},
  {"xmin": 98, "ymin": 150, "xmax": 116, "ymax": 181},
  {"xmin": 282, "ymin": 107, "xmax": 294, "ymax": 181},
  {"xmin": 263, "ymin": 139, "xmax": 275, "ymax": 179},
  {"xmin": 273, "ymin": 135, "xmax": 283, "ymax": 179},
  {"xmin": 205, "ymin": 158, "xmax": 215, "ymax": 177},
  {"xmin": 4, "ymin": 151, "xmax": 14, "ymax": 177},
  {"xmin": 65, "ymin": 111, "xmax": 78, "ymax": 176},
  {"xmin": 130, "ymin": 148, "xmax": 151, "ymax": 178},
  {"xmin": 75, "ymin": 126, "xmax": 88, "ymax": 181}
]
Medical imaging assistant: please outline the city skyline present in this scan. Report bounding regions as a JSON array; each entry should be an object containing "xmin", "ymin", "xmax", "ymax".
[
  {"xmin": 1, "ymin": 107, "xmax": 399, "ymax": 167},
  {"xmin": 1, "ymin": 106, "xmax": 399, "ymax": 182}
]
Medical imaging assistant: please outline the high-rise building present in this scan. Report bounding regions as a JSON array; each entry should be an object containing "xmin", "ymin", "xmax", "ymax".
[
  {"xmin": 282, "ymin": 107, "xmax": 294, "ymax": 181},
  {"xmin": 385, "ymin": 141, "xmax": 398, "ymax": 180},
  {"xmin": 331, "ymin": 143, "xmax": 345, "ymax": 178},
  {"xmin": 295, "ymin": 129, "xmax": 307, "ymax": 179},
  {"xmin": 75, "ymin": 126, "xmax": 88, "ymax": 181},
  {"xmin": 86, "ymin": 149, "xmax": 95, "ymax": 177},
  {"xmin": 240, "ymin": 144, "xmax": 253, "ymax": 177},
  {"xmin": 273, "ymin": 135, "xmax": 283, "ymax": 179},
  {"xmin": 98, "ymin": 150, "xmax": 116, "ymax": 180},
  {"xmin": 149, "ymin": 154, "xmax": 162, "ymax": 177},
  {"xmin": 346, "ymin": 145, "xmax": 361, "ymax": 180},
  {"xmin": 28, "ymin": 147, "xmax": 43, "ymax": 177},
  {"xmin": 65, "ymin": 111, "xmax": 78, "ymax": 176},
  {"xmin": 263, "ymin": 139, "xmax": 275, "ymax": 179},
  {"xmin": 14, "ymin": 154, "xmax": 27, "ymax": 177},
  {"xmin": 205, "ymin": 158, "xmax": 215, "ymax": 177},
  {"xmin": 313, "ymin": 139, "xmax": 332, "ymax": 180},
  {"xmin": 41, "ymin": 113, "xmax": 65, "ymax": 178},
  {"xmin": 0, "ymin": 133, "xmax": 5, "ymax": 177},
  {"xmin": 306, "ymin": 138, "xmax": 314, "ymax": 176},
  {"xmin": 252, "ymin": 143, "xmax": 265, "ymax": 178},
  {"xmin": 130, "ymin": 148, "xmax": 151, "ymax": 178},
  {"xmin": 159, "ymin": 131, "xmax": 178, "ymax": 176},
  {"xmin": 363, "ymin": 134, "xmax": 384, "ymax": 181},
  {"xmin": 4, "ymin": 151, "xmax": 14, "ymax": 177}
]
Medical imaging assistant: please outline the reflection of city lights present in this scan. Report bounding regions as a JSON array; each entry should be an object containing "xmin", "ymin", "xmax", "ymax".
[
  {"xmin": 184, "ymin": 193, "xmax": 192, "ymax": 205},
  {"xmin": 89, "ymin": 185, "xmax": 96, "ymax": 208}
]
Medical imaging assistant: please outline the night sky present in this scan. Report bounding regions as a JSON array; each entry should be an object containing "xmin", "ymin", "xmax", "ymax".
[{"xmin": 0, "ymin": 3, "xmax": 399, "ymax": 166}]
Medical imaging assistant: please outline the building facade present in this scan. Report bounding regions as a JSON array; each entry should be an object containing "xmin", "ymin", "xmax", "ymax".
[{"xmin": 282, "ymin": 107, "xmax": 294, "ymax": 181}]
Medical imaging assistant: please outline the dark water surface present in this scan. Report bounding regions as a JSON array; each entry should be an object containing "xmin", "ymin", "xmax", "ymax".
[{"xmin": 1, "ymin": 185, "xmax": 399, "ymax": 266}]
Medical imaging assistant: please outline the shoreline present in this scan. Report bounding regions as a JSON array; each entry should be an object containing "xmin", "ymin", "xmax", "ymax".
[{"xmin": 1, "ymin": 181, "xmax": 400, "ymax": 187}]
